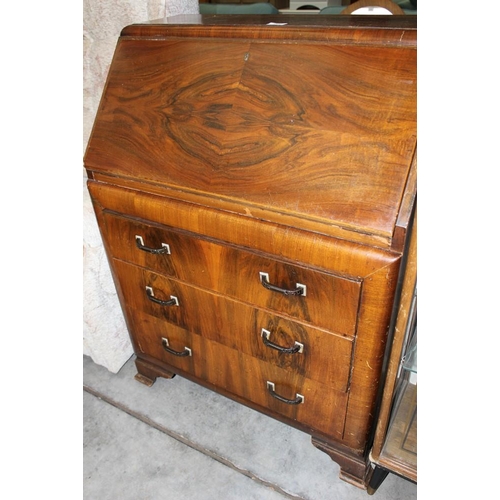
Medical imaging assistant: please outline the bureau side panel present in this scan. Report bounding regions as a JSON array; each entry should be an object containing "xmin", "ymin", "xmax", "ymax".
[{"xmin": 340, "ymin": 260, "xmax": 401, "ymax": 452}]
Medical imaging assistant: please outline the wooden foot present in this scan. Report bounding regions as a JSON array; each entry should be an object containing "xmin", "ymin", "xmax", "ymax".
[
  {"xmin": 134, "ymin": 372, "xmax": 156, "ymax": 386},
  {"xmin": 134, "ymin": 357, "xmax": 176, "ymax": 386},
  {"xmin": 311, "ymin": 437, "xmax": 372, "ymax": 489}
]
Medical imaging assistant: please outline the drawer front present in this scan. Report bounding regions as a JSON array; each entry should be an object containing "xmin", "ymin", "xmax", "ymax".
[
  {"xmin": 102, "ymin": 212, "xmax": 361, "ymax": 336},
  {"xmin": 126, "ymin": 311, "xmax": 348, "ymax": 440},
  {"xmin": 115, "ymin": 260, "xmax": 353, "ymax": 392}
]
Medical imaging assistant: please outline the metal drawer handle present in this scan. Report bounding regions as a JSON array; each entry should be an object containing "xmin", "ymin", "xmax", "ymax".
[
  {"xmin": 161, "ymin": 337, "xmax": 192, "ymax": 357},
  {"xmin": 267, "ymin": 381, "xmax": 304, "ymax": 405},
  {"xmin": 259, "ymin": 272, "xmax": 306, "ymax": 296},
  {"xmin": 261, "ymin": 328, "xmax": 304, "ymax": 354},
  {"xmin": 146, "ymin": 286, "xmax": 179, "ymax": 306},
  {"xmin": 135, "ymin": 235, "xmax": 171, "ymax": 255}
]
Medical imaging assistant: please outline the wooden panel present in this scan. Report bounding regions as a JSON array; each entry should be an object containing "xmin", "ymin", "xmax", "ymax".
[
  {"xmin": 89, "ymin": 182, "xmax": 401, "ymax": 278},
  {"xmin": 100, "ymin": 212, "xmax": 361, "ymax": 336},
  {"xmin": 119, "ymin": 16, "xmax": 417, "ymax": 47},
  {"xmin": 85, "ymin": 35, "xmax": 416, "ymax": 241},
  {"xmin": 128, "ymin": 315, "xmax": 349, "ymax": 440},
  {"xmin": 340, "ymin": 260, "xmax": 401, "ymax": 451},
  {"xmin": 115, "ymin": 260, "xmax": 354, "ymax": 391}
]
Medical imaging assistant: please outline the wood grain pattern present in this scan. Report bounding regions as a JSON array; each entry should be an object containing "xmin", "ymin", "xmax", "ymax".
[
  {"xmin": 90, "ymin": 189, "xmax": 402, "ymax": 451},
  {"xmin": 85, "ymin": 26, "xmax": 416, "ymax": 244},
  {"xmin": 120, "ymin": 16, "xmax": 417, "ymax": 47},
  {"xmin": 88, "ymin": 182, "xmax": 401, "ymax": 275},
  {"xmin": 84, "ymin": 17, "xmax": 417, "ymax": 489},
  {"xmin": 115, "ymin": 260, "xmax": 354, "ymax": 391},
  {"xmin": 100, "ymin": 211, "xmax": 361, "ymax": 336},
  {"xmin": 130, "ymin": 311, "xmax": 349, "ymax": 440},
  {"xmin": 91, "ymin": 173, "xmax": 398, "ymax": 248}
]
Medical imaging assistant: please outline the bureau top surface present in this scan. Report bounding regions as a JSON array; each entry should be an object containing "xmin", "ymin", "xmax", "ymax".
[{"xmin": 85, "ymin": 15, "xmax": 416, "ymax": 249}]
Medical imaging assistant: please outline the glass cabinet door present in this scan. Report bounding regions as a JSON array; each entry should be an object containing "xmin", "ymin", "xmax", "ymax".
[{"xmin": 379, "ymin": 287, "xmax": 417, "ymax": 480}]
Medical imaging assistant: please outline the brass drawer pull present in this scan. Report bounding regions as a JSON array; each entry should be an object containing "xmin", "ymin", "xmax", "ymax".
[
  {"xmin": 259, "ymin": 272, "xmax": 306, "ymax": 296},
  {"xmin": 261, "ymin": 328, "xmax": 304, "ymax": 354},
  {"xmin": 267, "ymin": 381, "xmax": 304, "ymax": 405},
  {"xmin": 146, "ymin": 286, "xmax": 179, "ymax": 306},
  {"xmin": 161, "ymin": 337, "xmax": 192, "ymax": 357},
  {"xmin": 135, "ymin": 235, "xmax": 171, "ymax": 255}
]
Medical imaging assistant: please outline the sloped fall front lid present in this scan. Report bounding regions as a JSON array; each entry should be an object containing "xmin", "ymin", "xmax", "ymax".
[{"xmin": 85, "ymin": 16, "xmax": 417, "ymax": 248}]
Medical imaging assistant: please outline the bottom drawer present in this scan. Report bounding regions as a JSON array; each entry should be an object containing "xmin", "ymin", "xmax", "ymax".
[{"xmin": 128, "ymin": 309, "xmax": 348, "ymax": 440}]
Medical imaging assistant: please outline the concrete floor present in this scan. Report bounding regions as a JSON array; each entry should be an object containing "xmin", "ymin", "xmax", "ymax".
[{"xmin": 83, "ymin": 355, "xmax": 417, "ymax": 500}]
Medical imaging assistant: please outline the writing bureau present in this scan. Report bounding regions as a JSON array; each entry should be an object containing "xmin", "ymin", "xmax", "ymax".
[{"xmin": 84, "ymin": 14, "xmax": 417, "ymax": 490}]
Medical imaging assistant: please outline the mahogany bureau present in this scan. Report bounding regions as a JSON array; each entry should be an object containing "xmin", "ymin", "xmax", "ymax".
[{"xmin": 84, "ymin": 14, "xmax": 417, "ymax": 490}]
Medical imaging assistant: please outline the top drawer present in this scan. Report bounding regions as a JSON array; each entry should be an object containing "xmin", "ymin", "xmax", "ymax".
[{"xmin": 100, "ymin": 211, "xmax": 361, "ymax": 337}]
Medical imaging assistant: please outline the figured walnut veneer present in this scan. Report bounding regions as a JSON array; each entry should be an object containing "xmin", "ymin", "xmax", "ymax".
[{"xmin": 85, "ymin": 15, "xmax": 416, "ymax": 491}]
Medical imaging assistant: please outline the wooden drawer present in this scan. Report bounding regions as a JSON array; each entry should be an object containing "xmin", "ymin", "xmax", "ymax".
[
  {"xmin": 115, "ymin": 260, "xmax": 354, "ymax": 392},
  {"xmin": 127, "ymin": 312, "xmax": 348, "ymax": 440},
  {"xmin": 102, "ymin": 211, "xmax": 361, "ymax": 337}
]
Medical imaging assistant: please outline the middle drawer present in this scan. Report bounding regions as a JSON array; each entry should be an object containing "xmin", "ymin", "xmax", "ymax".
[
  {"xmin": 101, "ymin": 211, "xmax": 361, "ymax": 337},
  {"xmin": 113, "ymin": 259, "xmax": 354, "ymax": 392}
]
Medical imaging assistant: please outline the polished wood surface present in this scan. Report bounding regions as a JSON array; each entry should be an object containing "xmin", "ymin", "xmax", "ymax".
[
  {"xmin": 90, "ymin": 180, "xmax": 403, "ymax": 453},
  {"xmin": 89, "ymin": 182, "xmax": 401, "ymax": 274},
  {"xmin": 125, "ymin": 300, "xmax": 354, "ymax": 391},
  {"xmin": 86, "ymin": 17, "xmax": 416, "ymax": 249},
  {"xmin": 85, "ymin": 16, "xmax": 416, "ymax": 490},
  {"xmin": 99, "ymin": 211, "xmax": 362, "ymax": 336},
  {"xmin": 122, "ymin": 15, "xmax": 417, "ymax": 42}
]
